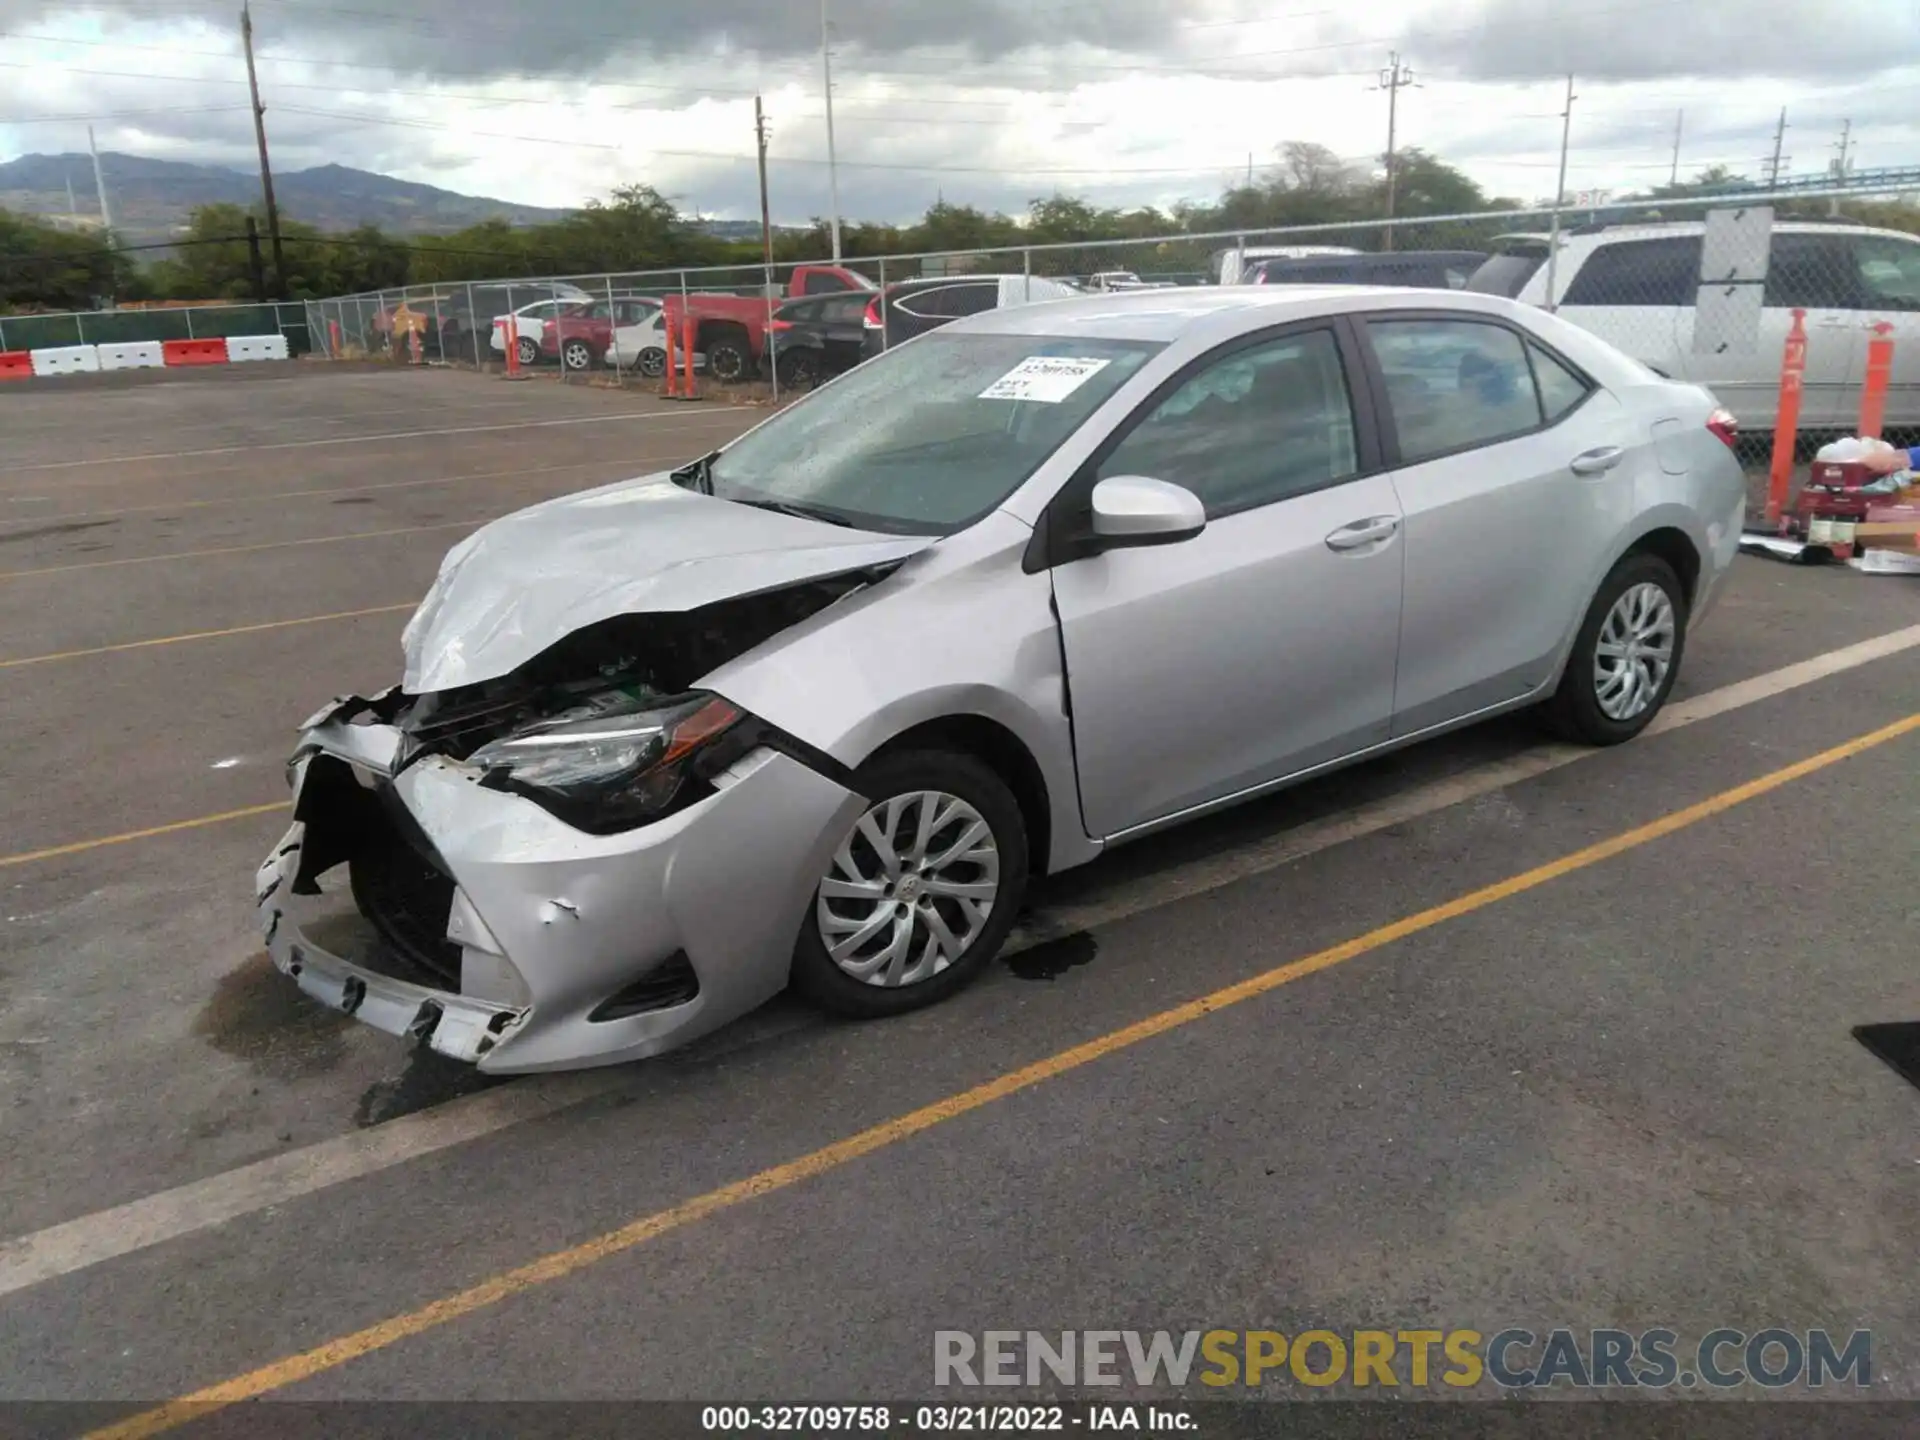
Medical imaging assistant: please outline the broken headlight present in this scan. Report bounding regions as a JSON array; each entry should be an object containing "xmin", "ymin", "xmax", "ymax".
[{"xmin": 467, "ymin": 691, "xmax": 746, "ymax": 833}]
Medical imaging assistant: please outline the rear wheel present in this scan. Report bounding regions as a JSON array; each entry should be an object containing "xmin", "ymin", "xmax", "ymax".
[
  {"xmin": 515, "ymin": 336, "xmax": 540, "ymax": 367},
  {"xmin": 704, "ymin": 326, "xmax": 751, "ymax": 383},
  {"xmin": 1540, "ymin": 552, "xmax": 1687, "ymax": 745},
  {"xmin": 780, "ymin": 350, "xmax": 823, "ymax": 389},
  {"xmin": 636, "ymin": 346, "xmax": 667, "ymax": 378},
  {"xmin": 561, "ymin": 338, "xmax": 596, "ymax": 373},
  {"xmin": 792, "ymin": 750, "xmax": 1028, "ymax": 1019}
]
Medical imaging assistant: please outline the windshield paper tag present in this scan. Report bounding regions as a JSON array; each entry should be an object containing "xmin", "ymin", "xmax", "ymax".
[{"xmin": 979, "ymin": 356, "xmax": 1111, "ymax": 403}]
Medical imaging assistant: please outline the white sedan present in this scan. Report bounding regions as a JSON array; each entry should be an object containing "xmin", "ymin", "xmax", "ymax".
[{"xmin": 607, "ymin": 303, "xmax": 705, "ymax": 378}]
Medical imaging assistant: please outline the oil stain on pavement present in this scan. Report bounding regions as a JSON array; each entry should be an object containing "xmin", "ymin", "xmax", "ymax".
[
  {"xmin": 193, "ymin": 950, "xmax": 351, "ymax": 1082},
  {"xmin": 1007, "ymin": 931, "xmax": 1099, "ymax": 982}
]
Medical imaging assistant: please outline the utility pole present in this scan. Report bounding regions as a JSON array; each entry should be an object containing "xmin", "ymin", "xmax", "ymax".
[
  {"xmin": 819, "ymin": 0, "xmax": 843, "ymax": 261},
  {"xmin": 1543, "ymin": 74, "xmax": 1576, "ymax": 313},
  {"xmin": 87, "ymin": 125, "xmax": 115, "ymax": 236},
  {"xmin": 1829, "ymin": 118, "xmax": 1852, "ymax": 215},
  {"xmin": 240, "ymin": 2, "xmax": 287, "ymax": 297},
  {"xmin": 1374, "ymin": 52, "xmax": 1416, "ymax": 251},
  {"xmin": 1668, "ymin": 109, "xmax": 1683, "ymax": 188},
  {"xmin": 755, "ymin": 96, "xmax": 780, "ymax": 401},
  {"xmin": 245, "ymin": 215, "xmax": 267, "ymax": 300},
  {"xmin": 1764, "ymin": 107, "xmax": 1788, "ymax": 190}
]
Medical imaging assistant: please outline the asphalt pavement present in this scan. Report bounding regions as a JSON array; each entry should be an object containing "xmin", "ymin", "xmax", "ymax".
[{"xmin": 3, "ymin": 362, "xmax": 1919, "ymax": 1432}]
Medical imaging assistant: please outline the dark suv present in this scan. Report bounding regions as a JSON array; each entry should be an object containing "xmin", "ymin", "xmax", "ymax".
[
  {"xmin": 1249, "ymin": 251, "xmax": 1487, "ymax": 289},
  {"xmin": 860, "ymin": 274, "xmax": 1082, "ymax": 356}
]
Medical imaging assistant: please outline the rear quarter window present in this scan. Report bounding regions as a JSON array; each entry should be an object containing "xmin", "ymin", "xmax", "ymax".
[{"xmin": 1465, "ymin": 248, "xmax": 1548, "ymax": 298}]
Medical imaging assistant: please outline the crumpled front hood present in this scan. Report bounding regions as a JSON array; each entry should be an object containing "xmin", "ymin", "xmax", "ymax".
[{"xmin": 401, "ymin": 473, "xmax": 933, "ymax": 693}]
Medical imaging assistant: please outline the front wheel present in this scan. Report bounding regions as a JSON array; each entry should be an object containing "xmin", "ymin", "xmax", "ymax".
[
  {"xmin": 515, "ymin": 336, "xmax": 540, "ymax": 367},
  {"xmin": 792, "ymin": 750, "xmax": 1028, "ymax": 1019},
  {"xmin": 636, "ymin": 346, "xmax": 666, "ymax": 378},
  {"xmin": 561, "ymin": 338, "xmax": 596, "ymax": 372},
  {"xmin": 1540, "ymin": 552, "xmax": 1688, "ymax": 745}
]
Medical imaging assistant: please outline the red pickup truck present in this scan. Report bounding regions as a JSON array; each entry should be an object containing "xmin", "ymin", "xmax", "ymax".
[{"xmin": 660, "ymin": 264, "xmax": 873, "ymax": 382}]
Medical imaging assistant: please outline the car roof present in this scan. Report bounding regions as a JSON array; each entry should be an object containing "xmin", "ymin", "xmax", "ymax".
[
  {"xmin": 951, "ymin": 285, "xmax": 1525, "ymax": 343},
  {"xmin": 1498, "ymin": 220, "xmax": 1918, "ymax": 245}
]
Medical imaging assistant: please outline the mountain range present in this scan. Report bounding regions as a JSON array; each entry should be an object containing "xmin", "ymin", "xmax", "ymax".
[{"xmin": 0, "ymin": 151, "xmax": 573, "ymax": 244}]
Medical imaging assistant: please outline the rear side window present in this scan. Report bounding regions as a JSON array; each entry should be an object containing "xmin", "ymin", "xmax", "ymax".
[
  {"xmin": 1369, "ymin": 319, "xmax": 1544, "ymax": 462},
  {"xmin": 952, "ymin": 282, "xmax": 1000, "ymax": 315},
  {"xmin": 820, "ymin": 295, "xmax": 868, "ymax": 322},
  {"xmin": 778, "ymin": 299, "xmax": 822, "ymax": 322},
  {"xmin": 1528, "ymin": 341, "xmax": 1592, "ymax": 421},
  {"xmin": 1465, "ymin": 246, "xmax": 1547, "ymax": 297},
  {"xmin": 1561, "ymin": 237, "xmax": 1700, "ymax": 306}
]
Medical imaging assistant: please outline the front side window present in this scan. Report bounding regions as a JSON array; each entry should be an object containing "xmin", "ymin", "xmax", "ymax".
[
  {"xmin": 1764, "ymin": 234, "xmax": 1857, "ymax": 309},
  {"xmin": 1096, "ymin": 328, "xmax": 1358, "ymax": 517},
  {"xmin": 1850, "ymin": 235, "xmax": 1920, "ymax": 310},
  {"xmin": 703, "ymin": 332, "xmax": 1163, "ymax": 534},
  {"xmin": 1369, "ymin": 319, "xmax": 1543, "ymax": 462}
]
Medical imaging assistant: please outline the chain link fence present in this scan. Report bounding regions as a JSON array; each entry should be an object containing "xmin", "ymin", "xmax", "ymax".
[{"xmin": 0, "ymin": 300, "xmax": 313, "ymax": 355}]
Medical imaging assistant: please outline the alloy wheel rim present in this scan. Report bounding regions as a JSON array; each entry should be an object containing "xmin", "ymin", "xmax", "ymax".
[
  {"xmin": 565, "ymin": 342, "xmax": 590, "ymax": 369},
  {"xmin": 816, "ymin": 791, "xmax": 1000, "ymax": 987},
  {"xmin": 1593, "ymin": 581, "xmax": 1676, "ymax": 721}
]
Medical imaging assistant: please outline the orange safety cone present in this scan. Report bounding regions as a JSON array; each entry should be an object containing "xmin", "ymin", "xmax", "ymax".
[
  {"xmin": 681, "ymin": 313, "xmax": 698, "ymax": 399},
  {"xmin": 504, "ymin": 314, "xmax": 521, "ymax": 378},
  {"xmin": 1859, "ymin": 322, "xmax": 1895, "ymax": 440},
  {"xmin": 408, "ymin": 324, "xmax": 423, "ymax": 367},
  {"xmin": 1765, "ymin": 307, "xmax": 1808, "ymax": 526},
  {"xmin": 662, "ymin": 307, "xmax": 680, "ymax": 397},
  {"xmin": 328, "ymin": 319, "xmax": 343, "ymax": 358}
]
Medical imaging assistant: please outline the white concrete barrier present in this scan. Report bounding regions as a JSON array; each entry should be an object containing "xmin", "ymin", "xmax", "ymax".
[
  {"xmin": 224, "ymin": 334, "xmax": 290, "ymax": 363},
  {"xmin": 95, "ymin": 340, "xmax": 167, "ymax": 372},
  {"xmin": 30, "ymin": 345, "xmax": 101, "ymax": 377}
]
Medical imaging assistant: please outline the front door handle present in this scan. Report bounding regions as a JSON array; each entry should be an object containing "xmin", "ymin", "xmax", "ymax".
[
  {"xmin": 1569, "ymin": 445, "xmax": 1624, "ymax": 476},
  {"xmin": 1325, "ymin": 515, "xmax": 1400, "ymax": 551}
]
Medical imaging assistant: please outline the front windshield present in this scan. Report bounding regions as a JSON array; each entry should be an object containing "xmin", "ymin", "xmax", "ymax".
[{"xmin": 702, "ymin": 331, "xmax": 1164, "ymax": 534}]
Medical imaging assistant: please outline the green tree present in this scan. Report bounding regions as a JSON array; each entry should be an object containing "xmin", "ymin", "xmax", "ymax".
[{"xmin": 0, "ymin": 208, "xmax": 134, "ymax": 311}]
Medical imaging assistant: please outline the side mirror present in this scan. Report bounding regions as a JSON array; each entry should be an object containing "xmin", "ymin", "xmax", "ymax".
[{"xmin": 1089, "ymin": 475, "xmax": 1207, "ymax": 549}]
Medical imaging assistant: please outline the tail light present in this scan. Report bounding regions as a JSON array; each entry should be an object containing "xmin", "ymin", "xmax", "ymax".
[
  {"xmin": 770, "ymin": 318, "xmax": 793, "ymax": 332},
  {"xmin": 1707, "ymin": 407, "xmax": 1738, "ymax": 450},
  {"xmin": 862, "ymin": 297, "xmax": 882, "ymax": 331}
]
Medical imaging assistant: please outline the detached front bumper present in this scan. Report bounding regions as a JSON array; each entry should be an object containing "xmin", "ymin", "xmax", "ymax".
[{"xmin": 256, "ymin": 694, "xmax": 864, "ymax": 1072}]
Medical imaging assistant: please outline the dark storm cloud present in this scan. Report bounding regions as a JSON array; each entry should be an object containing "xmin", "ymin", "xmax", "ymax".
[
  {"xmin": 1410, "ymin": 0, "xmax": 1920, "ymax": 82},
  {"xmin": 0, "ymin": 0, "xmax": 1206, "ymax": 80}
]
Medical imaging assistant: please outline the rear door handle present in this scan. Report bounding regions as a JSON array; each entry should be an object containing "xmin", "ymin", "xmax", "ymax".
[
  {"xmin": 1569, "ymin": 445, "xmax": 1624, "ymax": 476},
  {"xmin": 1325, "ymin": 515, "xmax": 1400, "ymax": 551}
]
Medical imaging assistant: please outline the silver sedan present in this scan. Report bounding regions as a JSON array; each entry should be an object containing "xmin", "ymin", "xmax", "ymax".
[{"xmin": 257, "ymin": 286, "xmax": 1747, "ymax": 1071}]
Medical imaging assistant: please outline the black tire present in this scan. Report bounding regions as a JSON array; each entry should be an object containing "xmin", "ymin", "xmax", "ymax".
[
  {"xmin": 561, "ymin": 338, "xmax": 596, "ymax": 373},
  {"xmin": 636, "ymin": 347, "xmax": 666, "ymax": 379},
  {"xmin": 791, "ymin": 749, "xmax": 1029, "ymax": 1020},
  {"xmin": 780, "ymin": 350, "xmax": 823, "ymax": 390},
  {"xmin": 1540, "ymin": 551, "xmax": 1689, "ymax": 745},
  {"xmin": 704, "ymin": 327, "xmax": 751, "ymax": 383},
  {"xmin": 515, "ymin": 336, "xmax": 540, "ymax": 368}
]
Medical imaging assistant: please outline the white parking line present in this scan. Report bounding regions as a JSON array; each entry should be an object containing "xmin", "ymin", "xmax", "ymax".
[
  {"xmin": 4, "ymin": 406, "xmax": 756, "ymax": 473},
  {"xmin": 2, "ymin": 620, "xmax": 1917, "ymax": 1299}
]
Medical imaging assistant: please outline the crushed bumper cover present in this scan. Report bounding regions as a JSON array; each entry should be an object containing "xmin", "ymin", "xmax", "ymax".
[{"xmin": 256, "ymin": 693, "xmax": 865, "ymax": 1073}]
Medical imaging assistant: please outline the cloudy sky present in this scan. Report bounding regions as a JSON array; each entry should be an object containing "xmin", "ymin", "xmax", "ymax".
[{"xmin": 2, "ymin": 0, "xmax": 1917, "ymax": 226}]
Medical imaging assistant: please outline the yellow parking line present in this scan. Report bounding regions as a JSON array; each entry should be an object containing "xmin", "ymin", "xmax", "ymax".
[
  {"xmin": 0, "ymin": 458, "xmax": 615, "ymax": 524},
  {"xmin": 0, "ymin": 803, "xmax": 289, "ymax": 871},
  {"xmin": 0, "ymin": 518, "xmax": 481, "ymax": 579},
  {"xmin": 79, "ymin": 709, "xmax": 1920, "ymax": 1440},
  {"xmin": 0, "ymin": 603, "xmax": 417, "ymax": 669}
]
